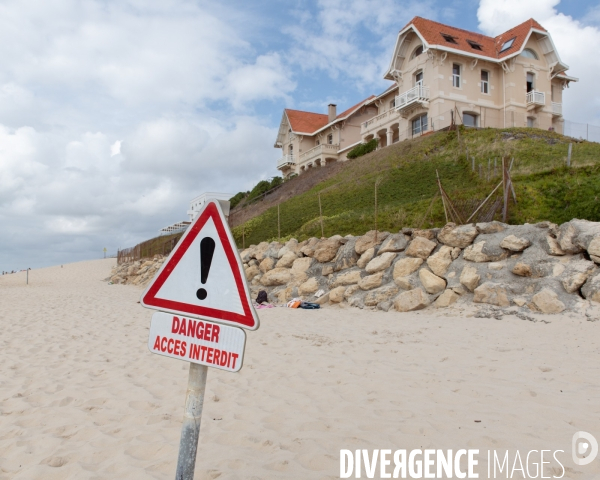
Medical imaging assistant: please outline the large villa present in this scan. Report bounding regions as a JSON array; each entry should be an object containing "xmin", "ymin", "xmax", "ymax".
[{"xmin": 275, "ymin": 16, "xmax": 577, "ymax": 178}]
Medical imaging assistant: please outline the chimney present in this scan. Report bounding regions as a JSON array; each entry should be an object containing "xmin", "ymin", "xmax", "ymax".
[{"xmin": 328, "ymin": 104, "xmax": 337, "ymax": 123}]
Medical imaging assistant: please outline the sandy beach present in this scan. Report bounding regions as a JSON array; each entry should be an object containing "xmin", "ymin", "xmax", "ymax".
[{"xmin": 1, "ymin": 259, "xmax": 599, "ymax": 479}]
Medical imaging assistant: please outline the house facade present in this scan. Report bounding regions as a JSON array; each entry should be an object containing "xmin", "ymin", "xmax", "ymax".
[
  {"xmin": 365, "ymin": 17, "xmax": 577, "ymax": 145},
  {"xmin": 275, "ymin": 98, "xmax": 378, "ymax": 178},
  {"xmin": 275, "ymin": 17, "xmax": 577, "ymax": 177}
]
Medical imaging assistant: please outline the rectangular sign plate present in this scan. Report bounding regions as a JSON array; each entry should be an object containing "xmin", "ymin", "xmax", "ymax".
[{"xmin": 148, "ymin": 311, "xmax": 246, "ymax": 372}]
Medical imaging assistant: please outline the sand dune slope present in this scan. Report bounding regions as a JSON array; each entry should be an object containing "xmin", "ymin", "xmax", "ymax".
[{"xmin": 0, "ymin": 259, "xmax": 599, "ymax": 479}]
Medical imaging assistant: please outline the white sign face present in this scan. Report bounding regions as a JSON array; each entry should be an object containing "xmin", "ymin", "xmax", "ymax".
[
  {"xmin": 148, "ymin": 311, "xmax": 246, "ymax": 372},
  {"xmin": 140, "ymin": 200, "xmax": 259, "ymax": 330}
]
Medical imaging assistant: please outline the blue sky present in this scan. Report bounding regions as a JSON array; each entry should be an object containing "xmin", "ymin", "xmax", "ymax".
[{"xmin": 1, "ymin": 0, "xmax": 599, "ymax": 271}]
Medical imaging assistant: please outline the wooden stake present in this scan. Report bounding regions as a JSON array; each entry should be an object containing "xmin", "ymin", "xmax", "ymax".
[
  {"xmin": 318, "ymin": 193, "xmax": 324, "ymax": 238},
  {"xmin": 436, "ymin": 170, "xmax": 449, "ymax": 224},
  {"xmin": 277, "ymin": 204, "xmax": 281, "ymax": 241},
  {"xmin": 465, "ymin": 181, "xmax": 502, "ymax": 223},
  {"xmin": 418, "ymin": 192, "xmax": 439, "ymax": 229},
  {"xmin": 502, "ymin": 157, "xmax": 509, "ymax": 222},
  {"xmin": 374, "ymin": 178, "xmax": 382, "ymax": 241},
  {"xmin": 242, "ymin": 225, "xmax": 245, "ymax": 250}
]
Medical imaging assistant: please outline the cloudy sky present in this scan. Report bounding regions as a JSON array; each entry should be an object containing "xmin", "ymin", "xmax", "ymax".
[{"xmin": 1, "ymin": 0, "xmax": 599, "ymax": 271}]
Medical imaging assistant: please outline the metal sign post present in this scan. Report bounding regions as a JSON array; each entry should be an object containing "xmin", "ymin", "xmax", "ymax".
[{"xmin": 175, "ymin": 363, "xmax": 208, "ymax": 479}]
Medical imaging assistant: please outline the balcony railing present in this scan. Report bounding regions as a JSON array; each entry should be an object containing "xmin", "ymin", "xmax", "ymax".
[
  {"xmin": 395, "ymin": 84, "xmax": 429, "ymax": 111},
  {"xmin": 361, "ymin": 110, "xmax": 400, "ymax": 134},
  {"xmin": 526, "ymin": 90, "xmax": 545, "ymax": 106},
  {"xmin": 277, "ymin": 154, "xmax": 295, "ymax": 169},
  {"xmin": 299, "ymin": 143, "xmax": 339, "ymax": 162},
  {"xmin": 552, "ymin": 102, "xmax": 562, "ymax": 116}
]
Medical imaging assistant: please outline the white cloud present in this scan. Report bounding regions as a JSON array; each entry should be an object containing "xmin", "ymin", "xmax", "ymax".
[
  {"xmin": 227, "ymin": 54, "xmax": 296, "ymax": 107},
  {"xmin": 110, "ymin": 140, "xmax": 121, "ymax": 157},
  {"xmin": 0, "ymin": 0, "xmax": 288, "ymax": 271},
  {"xmin": 477, "ymin": 0, "xmax": 600, "ymax": 124},
  {"xmin": 285, "ymin": 0, "xmax": 436, "ymax": 89}
]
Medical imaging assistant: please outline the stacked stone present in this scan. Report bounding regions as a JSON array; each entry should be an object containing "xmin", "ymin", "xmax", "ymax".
[
  {"xmin": 239, "ymin": 219, "xmax": 600, "ymax": 314},
  {"xmin": 108, "ymin": 255, "xmax": 165, "ymax": 286}
]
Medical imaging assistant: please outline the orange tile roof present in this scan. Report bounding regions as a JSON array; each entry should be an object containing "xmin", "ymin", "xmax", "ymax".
[
  {"xmin": 285, "ymin": 95, "xmax": 376, "ymax": 134},
  {"xmin": 404, "ymin": 16, "xmax": 546, "ymax": 60},
  {"xmin": 285, "ymin": 109, "xmax": 328, "ymax": 134}
]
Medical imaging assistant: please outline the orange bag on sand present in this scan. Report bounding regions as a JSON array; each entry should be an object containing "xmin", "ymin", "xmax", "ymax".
[{"xmin": 287, "ymin": 299, "xmax": 301, "ymax": 308}]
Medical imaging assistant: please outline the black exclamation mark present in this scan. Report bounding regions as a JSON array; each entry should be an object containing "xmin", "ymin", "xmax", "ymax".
[{"xmin": 196, "ymin": 237, "xmax": 215, "ymax": 300}]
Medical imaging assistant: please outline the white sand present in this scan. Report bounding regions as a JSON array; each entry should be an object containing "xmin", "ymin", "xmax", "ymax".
[{"xmin": 0, "ymin": 259, "xmax": 599, "ymax": 479}]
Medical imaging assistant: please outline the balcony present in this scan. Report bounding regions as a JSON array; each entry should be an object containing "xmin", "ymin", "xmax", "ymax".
[
  {"xmin": 526, "ymin": 90, "xmax": 545, "ymax": 108},
  {"xmin": 277, "ymin": 154, "xmax": 296, "ymax": 169},
  {"xmin": 395, "ymin": 84, "xmax": 429, "ymax": 116},
  {"xmin": 361, "ymin": 110, "xmax": 400, "ymax": 135},
  {"xmin": 552, "ymin": 102, "xmax": 562, "ymax": 116},
  {"xmin": 299, "ymin": 143, "xmax": 339, "ymax": 163}
]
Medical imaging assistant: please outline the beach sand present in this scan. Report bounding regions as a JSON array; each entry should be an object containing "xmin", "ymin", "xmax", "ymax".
[{"xmin": 0, "ymin": 259, "xmax": 599, "ymax": 479}]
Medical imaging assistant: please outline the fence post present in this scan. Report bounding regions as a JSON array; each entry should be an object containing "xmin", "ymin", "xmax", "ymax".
[
  {"xmin": 242, "ymin": 225, "xmax": 245, "ymax": 250},
  {"xmin": 374, "ymin": 178, "xmax": 382, "ymax": 242},
  {"xmin": 567, "ymin": 143, "xmax": 572, "ymax": 167},
  {"xmin": 277, "ymin": 204, "xmax": 280, "ymax": 242},
  {"xmin": 318, "ymin": 193, "xmax": 324, "ymax": 239}
]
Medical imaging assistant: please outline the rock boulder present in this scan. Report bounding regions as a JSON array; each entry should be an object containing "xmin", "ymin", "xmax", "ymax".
[{"xmin": 437, "ymin": 223, "xmax": 479, "ymax": 248}]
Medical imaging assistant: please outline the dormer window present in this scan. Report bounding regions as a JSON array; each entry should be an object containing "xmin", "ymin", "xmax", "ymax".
[
  {"xmin": 441, "ymin": 34, "xmax": 458, "ymax": 44},
  {"xmin": 411, "ymin": 45, "xmax": 424, "ymax": 59},
  {"xmin": 467, "ymin": 40, "xmax": 482, "ymax": 51},
  {"xmin": 499, "ymin": 37, "xmax": 516, "ymax": 53}
]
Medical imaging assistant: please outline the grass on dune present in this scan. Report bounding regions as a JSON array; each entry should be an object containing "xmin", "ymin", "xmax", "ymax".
[{"xmin": 231, "ymin": 127, "xmax": 600, "ymax": 248}]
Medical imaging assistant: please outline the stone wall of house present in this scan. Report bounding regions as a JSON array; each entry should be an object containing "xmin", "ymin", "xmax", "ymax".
[{"xmin": 110, "ymin": 219, "xmax": 600, "ymax": 314}]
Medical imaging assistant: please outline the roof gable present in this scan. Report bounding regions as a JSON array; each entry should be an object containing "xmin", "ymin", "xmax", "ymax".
[
  {"xmin": 399, "ymin": 16, "xmax": 548, "ymax": 61},
  {"xmin": 285, "ymin": 109, "xmax": 329, "ymax": 134},
  {"xmin": 283, "ymin": 95, "xmax": 377, "ymax": 136}
]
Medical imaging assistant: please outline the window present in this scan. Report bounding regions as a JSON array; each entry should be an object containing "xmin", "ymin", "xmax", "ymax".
[
  {"xmin": 415, "ymin": 70, "xmax": 423, "ymax": 86},
  {"xmin": 327, "ymin": 133, "xmax": 333, "ymax": 145},
  {"xmin": 289, "ymin": 144, "xmax": 293, "ymax": 153},
  {"xmin": 390, "ymin": 98, "xmax": 396, "ymax": 109},
  {"xmin": 526, "ymin": 72, "xmax": 534, "ymax": 92},
  {"xmin": 463, "ymin": 113, "xmax": 478, "ymax": 127},
  {"xmin": 527, "ymin": 117, "xmax": 535, "ymax": 128},
  {"xmin": 467, "ymin": 40, "xmax": 483, "ymax": 51},
  {"xmin": 316, "ymin": 139, "xmax": 320, "ymax": 146},
  {"xmin": 412, "ymin": 114, "xmax": 428, "ymax": 135},
  {"xmin": 441, "ymin": 34, "xmax": 458, "ymax": 44},
  {"xmin": 452, "ymin": 64, "xmax": 461, "ymax": 88},
  {"xmin": 521, "ymin": 48, "xmax": 539, "ymax": 60},
  {"xmin": 481, "ymin": 70, "xmax": 489, "ymax": 94},
  {"xmin": 499, "ymin": 37, "xmax": 516, "ymax": 52},
  {"xmin": 411, "ymin": 45, "xmax": 424, "ymax": 59}
]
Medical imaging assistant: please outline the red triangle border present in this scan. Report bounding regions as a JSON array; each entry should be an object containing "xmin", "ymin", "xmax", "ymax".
[{"xmin": 141, "ymin": 201, "xmax": 257, "ymax": 329}]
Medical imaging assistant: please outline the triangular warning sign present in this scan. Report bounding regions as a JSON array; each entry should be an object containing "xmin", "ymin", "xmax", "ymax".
[{"xmin": 140, "ymin": 200, "xmax": 259, "ymax": 330}]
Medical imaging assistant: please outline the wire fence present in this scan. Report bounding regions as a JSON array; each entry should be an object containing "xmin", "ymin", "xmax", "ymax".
[
  {"xmin": 117, "ymin": 232, "xmax": 184, "ymax": 264},
  {"xmin": 564, "ymin": 120, "xmax": 600, "ymax": 143}
]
